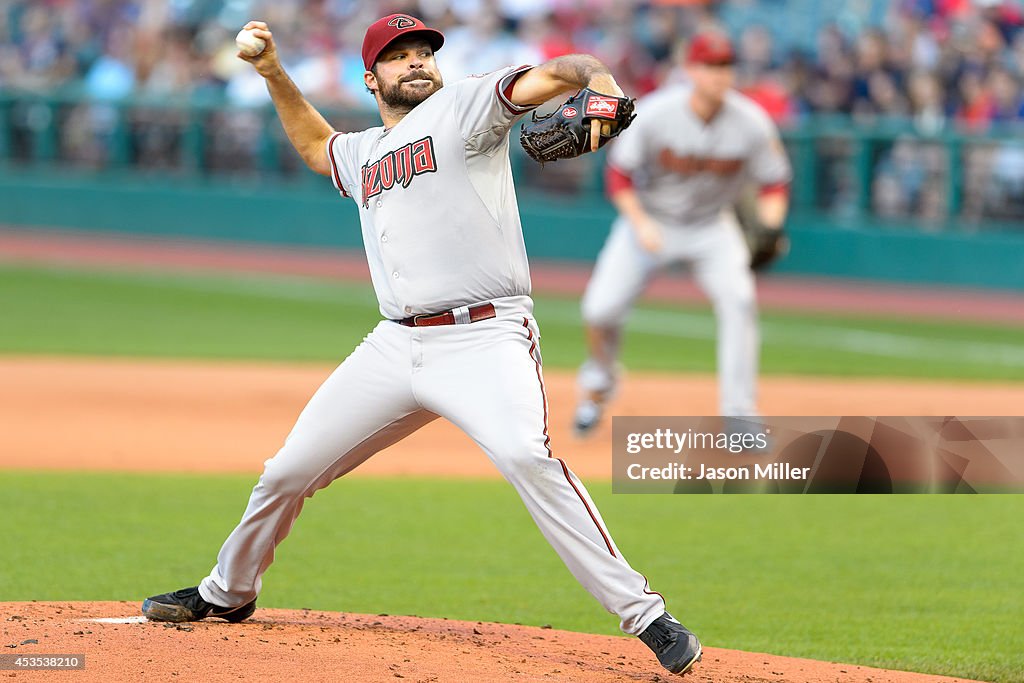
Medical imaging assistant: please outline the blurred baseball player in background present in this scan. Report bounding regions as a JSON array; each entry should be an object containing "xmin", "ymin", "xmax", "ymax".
[
  {"xmin": 140, "ymin": 13, "xmax": 702, "ymax": 678},
  {"xmin": 573, "ymin": 31, "xmax": 792, "ymax": 436}
]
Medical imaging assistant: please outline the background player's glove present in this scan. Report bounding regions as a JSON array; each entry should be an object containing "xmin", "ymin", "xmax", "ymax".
[
  {"xmin": 519, "ymin": 88, "xmax": 636, "ymax": 163},
  {"xmin": 735, "ymin": 186, "xmax": 789, "ymax": 271},
  {"xmin": 747, "ymin": 228, "xmax": 789, "ymax": 271}
]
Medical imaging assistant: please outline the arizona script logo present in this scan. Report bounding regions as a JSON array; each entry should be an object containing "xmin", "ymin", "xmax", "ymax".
[
  {"xmin": 361, "ymin": 136, "xmax": 437, "ymax": 207},
  {"xmin": 658, "ymin": 148, "xmax": 743, "ymax": 176},
  {"xmin": 387, "ymin": 16, "xmax": 416, "ymax": 29}
]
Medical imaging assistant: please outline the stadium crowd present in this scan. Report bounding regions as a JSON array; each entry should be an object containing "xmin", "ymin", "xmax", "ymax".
[
  {"xmin": 4, "ymin": 0, "xmax": 1024, "ymax": 221},
  {"xmin": 7, "ymin": 0, "xmax": 1024, "ymax": 127}
]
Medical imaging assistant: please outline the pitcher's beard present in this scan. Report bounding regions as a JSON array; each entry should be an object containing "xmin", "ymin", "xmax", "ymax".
[{"xmin": 379, "ymin": 75, "xmax": 443, "ymax": 109}]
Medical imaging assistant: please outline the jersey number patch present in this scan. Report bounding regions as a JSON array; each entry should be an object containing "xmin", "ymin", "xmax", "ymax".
[{"xmin": 362, "ymin": 136, "xmax": 437, "ymax": 207}]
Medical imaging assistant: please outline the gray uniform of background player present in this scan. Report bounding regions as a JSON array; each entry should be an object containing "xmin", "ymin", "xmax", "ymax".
[
  {"xmin": 198, "ymin": 65, "xmax": 667, "ymax": 636},
  {"xmin": 578, "ymin": 84, "xmax": 791, "ymax": 417}
]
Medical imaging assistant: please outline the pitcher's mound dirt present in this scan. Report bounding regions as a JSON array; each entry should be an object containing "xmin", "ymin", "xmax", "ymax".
[{"xmin": 0, "ymin": 602, "xmax": 979, "ymax": 683}]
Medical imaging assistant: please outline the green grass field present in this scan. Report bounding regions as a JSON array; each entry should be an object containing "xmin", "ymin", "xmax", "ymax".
[
  {"xmin": 2, "ymin": 264, "xmax": 1024, "ymax": 379},
  {"xmin": 0, "ymin": 473, "xmax": 1021, "ymax": 682},
  {"xmin": 1, "ymin": 263, "xmax": 1023, "ymax": 681}
]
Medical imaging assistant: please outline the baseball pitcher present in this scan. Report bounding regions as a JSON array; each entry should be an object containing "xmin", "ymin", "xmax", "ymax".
[
  {"xmin": 140, "ymin": 14, "xmax": 701, "ymax": 678},
  {"xmin": 573, "ymin": 31, "xmax": 792, "ymax": 436}
]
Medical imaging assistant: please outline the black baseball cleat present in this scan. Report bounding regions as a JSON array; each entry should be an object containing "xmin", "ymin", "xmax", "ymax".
[
  {"xmin": 638, "ymin": 612, "xmax": 702, "ymax": 676},
  {"xmin": 141, "ymin": 586, "xmax": 256, "ymax": 623}
]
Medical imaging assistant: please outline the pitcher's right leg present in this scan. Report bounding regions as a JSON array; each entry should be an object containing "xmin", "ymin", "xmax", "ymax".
[{"xmin": 143, "ymin": 322, "xmax": 433, "ymax": 619}]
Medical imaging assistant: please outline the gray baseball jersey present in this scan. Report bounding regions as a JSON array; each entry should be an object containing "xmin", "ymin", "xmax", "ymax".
[
  {"xmin": 608, "ymin": 84, "xmax": 791, "ymax": 228},
  {"xmin": 326, "ymin": 65, "xmax": 534, "ymax": 319}
]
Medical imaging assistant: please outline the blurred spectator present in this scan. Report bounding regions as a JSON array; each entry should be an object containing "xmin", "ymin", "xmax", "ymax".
[
  {"xmin": 851, "ymin": 29, "xmax": 908, "ymax": 119},
  {"xmin": 83, "ymin": 24, "xmax": 136, "ymax": 100},
  {"xmin": 987, "ymin": 142, "xmax": 1024, "ymax": 218},
  {"xmin": 584, "ymin": 2, "xmax": 663, "ymax": 96},
  {"xmin": 435, "ymin": 2, "xmax": 541, "ymax": 80},
  {"xmin": 908, "ymin": 70, "xmax": 946, "ymax": 133},
  {"xmin": 737, "ymin": 24, "xmax": 774, "ymax": 76},
  {"xmin": 873, "ymin": 139, "xmax": 947, "ymax": 225},
  {"xmin": 988, "ymin": 65, "xmax": 1021, "ymax": 120},
  {"xmin": 956, "ymin": 69, "xmax": 994, "ymax": 128},
  {"xmin": 517, "ymin": 12, "xmax": 575, "ymax": 62},
  {"xmin": 733, "ymin": 25, "xmax": 796, "ymax": 123}
]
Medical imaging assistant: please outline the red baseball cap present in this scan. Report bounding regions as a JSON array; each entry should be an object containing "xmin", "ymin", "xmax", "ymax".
[
  {"xmin": 686, "ymin": 32, "xmax": 735, "ymax": 65},
  {"xmin": 362, "ymin": 14, "xmax": 445, "ymax": 70}
]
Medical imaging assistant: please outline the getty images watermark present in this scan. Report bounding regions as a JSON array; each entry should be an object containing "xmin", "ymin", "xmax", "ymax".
[
  {"xmin": 624, "ymin": 426, "xmax": 808, "ymax": 482},
  {"xmin": 612, "ymin": 416, "xmax": 1024, "ymax": 494}
]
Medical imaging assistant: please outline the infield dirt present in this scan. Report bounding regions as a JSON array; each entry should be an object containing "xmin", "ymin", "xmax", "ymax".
[{"xmin": 3, "ymin": 356, "xmax": 1023, "ymax": 477}]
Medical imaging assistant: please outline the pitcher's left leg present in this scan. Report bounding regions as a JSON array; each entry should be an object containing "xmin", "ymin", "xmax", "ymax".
[
  {"xmin": 693, "ymin": 222, "xmax": 759, "ymax": 417},
  {"xmin": 416, "ymin": 316, "xmax": 666, "ymax": 635}
]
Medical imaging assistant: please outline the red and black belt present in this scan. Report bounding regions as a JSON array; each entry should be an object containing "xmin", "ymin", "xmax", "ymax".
[{"xmin": 396, "ymin": 302, "xmax": 497, "ymax": 327}]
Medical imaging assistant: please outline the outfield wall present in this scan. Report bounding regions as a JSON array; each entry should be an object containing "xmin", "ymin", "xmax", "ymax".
[{"xmin": 3, "ymin": 167, "xmax": 1023, "ymax": 291}]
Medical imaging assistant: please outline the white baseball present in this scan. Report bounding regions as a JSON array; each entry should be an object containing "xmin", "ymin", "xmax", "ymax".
[{"xmin": 235, "ymin": 28, "xmax": 266, "ymax": 57}]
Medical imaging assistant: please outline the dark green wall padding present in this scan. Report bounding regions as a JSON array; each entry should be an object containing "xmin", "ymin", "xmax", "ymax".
[{"xmin": 2, "ymin": 167, "xmax": 1023, "ymax": 291}]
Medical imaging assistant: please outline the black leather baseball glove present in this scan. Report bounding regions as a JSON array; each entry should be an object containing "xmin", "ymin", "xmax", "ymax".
[
  {"xmin": 735, "ymin": 187, "xmax": 789, "ymax": 271},
  {"xmin": 519, "ymin": 88, "xmax": 636, "ymax": 163},
  {"xmin": 747, "ymin": 228, "xmax": 789, "ymax": 270}
]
